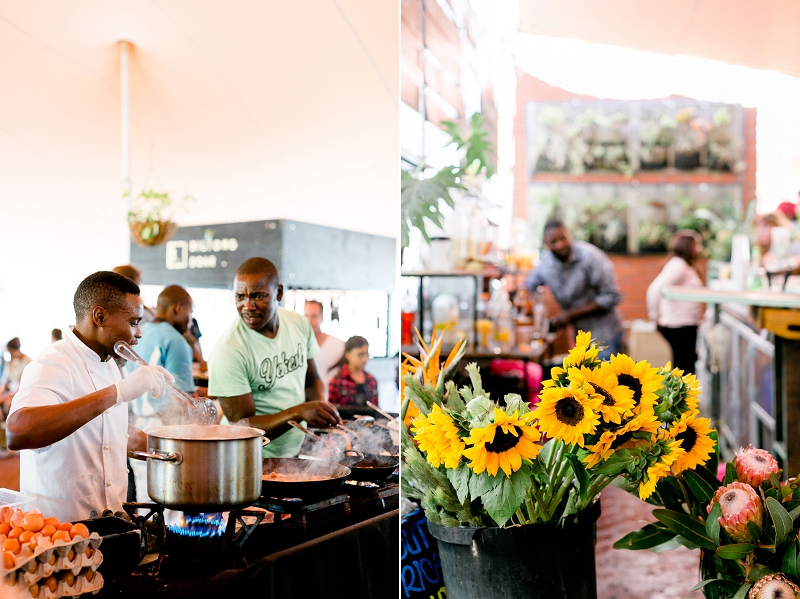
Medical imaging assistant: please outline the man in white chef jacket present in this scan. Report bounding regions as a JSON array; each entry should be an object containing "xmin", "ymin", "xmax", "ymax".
[{"xmin": 7, "ymin": 271, "xmax": 173, "ymax": 522}]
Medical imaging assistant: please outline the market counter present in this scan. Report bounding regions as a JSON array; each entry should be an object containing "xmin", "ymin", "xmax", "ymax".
[{"xmin": 663, "ymin": 285, "xmax": 800, "ymax": 474}]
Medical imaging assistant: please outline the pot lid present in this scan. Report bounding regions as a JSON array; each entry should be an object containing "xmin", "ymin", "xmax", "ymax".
[{"xmin": 146, "ymin": 424, "xmax": 265, "ymax": 441}]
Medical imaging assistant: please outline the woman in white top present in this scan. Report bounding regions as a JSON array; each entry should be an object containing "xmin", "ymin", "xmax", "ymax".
[{"xmin": 646, "ymin": 230, "xmax": 705, "ymax": 375}]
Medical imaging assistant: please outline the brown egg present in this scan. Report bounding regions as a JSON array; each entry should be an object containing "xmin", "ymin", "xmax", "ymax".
[
  {"xmin": 28, "ymin": 583, "xmax": 39, "ymax": 598},
  {"xmin": 2, "ymin": 539, "xmax": 20, "ymax": 555},
  {"xmin": 22, "ymin": 513, "xmax": 44, "ymax": 533},
  {"xmin": 42, "ymin": 576, "xmax": 58, "ymax": 593},
  {"xmin": 59, "ymin": 570, "xmax": 75, "ymax": 587},
  {"xmin": 82, "ymin": 568, "xmax": 95, "ymax": 583},
  {"xmin": 2, "ymin": 551, "xmax": 15, "ymax": 569},
  {"xmin": 69, "ymin": 523, "xmax": 89, "ymax": 540}
]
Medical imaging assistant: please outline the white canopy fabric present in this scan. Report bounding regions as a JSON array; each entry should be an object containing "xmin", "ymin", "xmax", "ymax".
[
  {"xmin": 0, "ymin": 1, "xmax": 398, "ymax": 355},
  {"xmin": 519, "ymin": 0, "xmax": 800, "ymax": 78}
]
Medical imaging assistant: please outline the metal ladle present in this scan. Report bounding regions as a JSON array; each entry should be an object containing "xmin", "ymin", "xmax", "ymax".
[{"xmin": 114, "ymin": 340, "xmax": 219, "ymax": 423}]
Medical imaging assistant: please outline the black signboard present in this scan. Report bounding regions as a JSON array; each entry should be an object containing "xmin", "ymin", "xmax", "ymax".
[{"xmin": 130, "ymin": 219, "xmax": 396, "ymax": 291}]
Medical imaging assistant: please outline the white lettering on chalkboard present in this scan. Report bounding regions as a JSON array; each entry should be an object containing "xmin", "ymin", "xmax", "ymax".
[
  {"xmin": 166, "ymin": 241, "xmax": 189, "ymax": 270},
  {"xmin": 188, "ymin": 254, "xmax": 217, "ymax": 269},
  {"xmin": 165, "ymin": 236, "xmax": 237, "ymax": 270}
]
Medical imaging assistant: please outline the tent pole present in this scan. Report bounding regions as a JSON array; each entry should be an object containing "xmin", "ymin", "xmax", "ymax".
[{"xmin": 120, "ymin": 40, "xmax": 131, "ymax": 196}]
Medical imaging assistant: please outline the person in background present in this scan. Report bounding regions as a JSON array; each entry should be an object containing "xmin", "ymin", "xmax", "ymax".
[
  {"xmin": 128, "ymin": 285, "xmax": 197, "ymax": 501},
  {"xmin": 525, "ymin": 219, "xmax": 624, "ymax": 358},
  {"xmin": 183, "ymin": 318, "xmax": 207, "ymax": 373},
  {"xmin": 1, "ymin": 338, "xmax": 32, "ymax": 415},
  {"xmin": 303, "ymin": 300, "xmax": 344, "ymax": 400},
  {"xmin": 646, "ymin": 230, "xmax": 705, "ymax": 375},
  {"xmin": 51, "ymin": 329, "xmax": 63, "ymax": 343},
  {"xmin": 112, "ymin": 264, "xmax": 156, "ymax": 323},
  {"xmin": 208, "ymin": 258, "xmax": 340, "ymax": 458},
  {"xmin": 328, "ymin": 336, "xmax": 378, "ymax": 416}
]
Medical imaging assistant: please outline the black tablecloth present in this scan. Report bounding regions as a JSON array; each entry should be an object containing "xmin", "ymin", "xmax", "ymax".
[{"xmin": 188, "ymin": 509, "xmax": 399, "ymax": 599}]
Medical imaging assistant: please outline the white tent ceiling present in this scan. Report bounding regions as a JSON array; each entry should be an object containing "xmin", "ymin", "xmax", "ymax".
[
  {"xmin": 0, "ymin": 0, "xmax": 398, "ymax": 236},
  {"xmin": 0, "ymin": 0, "xmax": 398, "ymax": 354},
  {"xmin": 519, "ymin": 0, "xmax": 800, "ymax": 78}
]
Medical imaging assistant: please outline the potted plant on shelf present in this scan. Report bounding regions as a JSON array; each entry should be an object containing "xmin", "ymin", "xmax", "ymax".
[
  {"xmin": 640, "ymin": 113, "xmax": 675, "ymax": 170},
  {"xmin": 616, "ymin": 445, "xmax": 800, "ymax": 599},
  {"xmin": 672, "ymin": 107, "xmax": 708, "ymax": 170},
  {"xmin": 127, "ymin": 189, "xmax": 190, "ymax": 247},
  {"xmin": 402, "ymin": 331, "xmax": 715, "ymax": 599}
]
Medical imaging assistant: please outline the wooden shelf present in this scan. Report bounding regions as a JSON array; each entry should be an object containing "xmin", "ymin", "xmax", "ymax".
[{"xmin": 531, "ymin": 170, "xmax": 741, "ymax": 184}]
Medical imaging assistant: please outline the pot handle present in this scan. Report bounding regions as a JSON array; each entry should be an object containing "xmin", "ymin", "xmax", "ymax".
[
  {"xmin": 130, "ymin": 450, "xmax": 183, "ymax": 464},
  {"xmin": 252, "ymin": 428, "xmax": 270, "ymax": 447},
  {"xmin": 344, "ymin": 449, "xmax": 364, "ymax": 463}
]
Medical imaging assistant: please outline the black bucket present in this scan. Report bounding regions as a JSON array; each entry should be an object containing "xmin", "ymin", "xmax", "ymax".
[{"xmin": 427, "ymin": 499, "xmax": 601, "ymax": 599}]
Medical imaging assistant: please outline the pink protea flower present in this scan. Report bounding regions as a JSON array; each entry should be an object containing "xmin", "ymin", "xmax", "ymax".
[
  {"xmin": 748, "ymin": 573, "xmax": 800, "ymax": 599},
  {"xmin": 735, "ymin": 447, "xmax": 779, "ymax": 488},
  {"xmin": 708, "ymin": 481, "xmax": 763, "ymax": 543}
]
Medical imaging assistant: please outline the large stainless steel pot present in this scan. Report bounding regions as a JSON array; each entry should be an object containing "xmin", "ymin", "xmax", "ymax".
[{"xmin": 130, "ymin": 424, "xmax": 268, "ymax": 512}]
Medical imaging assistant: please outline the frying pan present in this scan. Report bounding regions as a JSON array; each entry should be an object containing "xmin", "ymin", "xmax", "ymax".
[
  {"xmin": 261, "ymin": 458, "xmax": 351, "ymax": 499},
  {"xmin": 339, "ymin": 452, "xmax": 399, "ymax": 482}
]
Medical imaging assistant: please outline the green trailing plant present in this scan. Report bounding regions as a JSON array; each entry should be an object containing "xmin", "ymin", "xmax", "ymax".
[
  {"xmin": 126, "ymin": 189, "xmax": 192, "ymax": 242},
  {"xmin": 401, "ymin": 113, "xmax": 496, "ymax": 248}
]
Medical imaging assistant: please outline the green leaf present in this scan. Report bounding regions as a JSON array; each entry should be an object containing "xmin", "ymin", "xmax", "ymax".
[
  {"xmin": 565, "ymin": 453, "xmax": 590, "ymax": 502},
  {"xmin": 724, "ymin": 462, "xmax": 738, "ymax": 485},
  {"xmin": 770, "ymin": 472, "xmax": 782, "ymax": 489},
  {"xmin": 652, "ymin": 509, "xmax": 718, "ymax": 550},
  {"xmin": 613, "ymin": 523, "xmax": 676, "ymax": 550},
  {"xmin": 747, "ymin": 563, "xmax": 775, "ymax": 582},
  {"xmin": 732, "ymin": 583, "xmax": 752, "ymax": 599},
  {"xmin": 706, "ymin": 502, "xmax": 721, "ymax": 544},
  {"xmin": 716, "ymin": 543, "xmax": 755, "ymax": 560},
  {"xmin": 788, "ymin": 505, "xmax": 800, "ymax": 521},
  {"xmin": 481, "ymin": 472, "xmax": 528, "ymax": 527},
  {"xmin": 446, "ymin": 466, "xmax": 471, "ymax": 504},
  {"xmin": 400, "ymin": 167, "xmax": 462, "ymax": 247},
  {"xmin": 595, "ymin": 449, "xmax": 636, "ymax": 477},
  {"xmin": 691, "ymin": 579, "xmax": 741, "ymax": 593},
  {"xmin": 781, "ymin": 538, "xmax": 799, "ymax": 580},
  {"xmin": 746, "ymin": 520, "xmax": 762, "ymax": 542},
  {"xmin": 766, "ymin": 496, "xmax": 794, "ymax": 547},
  {"xmin": 684, "ymin": 470, "xmax": 716, "ymax": 503},
  {"xmin": 693, "ymin": 464, "xmax": 723, "ymax": 492},
  {"xmin": 468, "ymin": 470, "xmax": 499, "ymax": 499}
]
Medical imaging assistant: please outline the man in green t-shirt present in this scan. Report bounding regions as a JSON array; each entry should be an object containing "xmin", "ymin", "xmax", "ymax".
[{"xmin": 208, "ymin": 257, "xmax": 341, "ymax": 457}]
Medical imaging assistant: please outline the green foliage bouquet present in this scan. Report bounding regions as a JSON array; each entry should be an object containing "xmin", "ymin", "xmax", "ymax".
[{"xmin": 401, "ymin": 331, "xmax": 716, "ymax": 528}]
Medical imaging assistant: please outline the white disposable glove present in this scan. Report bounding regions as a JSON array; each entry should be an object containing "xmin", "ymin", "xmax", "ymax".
[{"xmin": 114, "ymin": 365, "xmax": 175, "ymax": 405}]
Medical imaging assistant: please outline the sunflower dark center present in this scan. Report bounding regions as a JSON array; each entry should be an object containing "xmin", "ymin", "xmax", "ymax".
[
  {"xmin": 485, "ymin": 427, "xmax": 522, "ymax": 453},
  {"xmin": 555, "ymin": 397, "xmax": 585, "ymax": 426},
  {"xmin": 591, "ymin": 384, "xmax": 616, "ymax": 407},
  {"xmin": 610, "ymin": 431, "xmax": 633, "ymax": 450},
  {"xmin": 617, "ymin": 374, "xmax": 643, "ymax": 406},
  {"xmin": 676, "ymin": 426, "xmax": 698, "ymax": 453}
]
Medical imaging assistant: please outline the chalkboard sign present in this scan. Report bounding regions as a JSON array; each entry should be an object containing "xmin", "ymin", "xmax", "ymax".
[{"xmin": 129, "ymin": 219, "xmax": 396, "ymax": 291}]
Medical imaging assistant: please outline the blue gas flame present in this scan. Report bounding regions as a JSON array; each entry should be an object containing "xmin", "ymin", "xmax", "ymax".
[{"xmin": 168, "ymin": 513, "xmax": 226, "ymax": 538}]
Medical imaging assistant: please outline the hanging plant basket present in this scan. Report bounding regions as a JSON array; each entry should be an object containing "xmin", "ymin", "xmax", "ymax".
[{"xmin": 129, "ymin": 220, "xmax": 178, "ymax": 247}]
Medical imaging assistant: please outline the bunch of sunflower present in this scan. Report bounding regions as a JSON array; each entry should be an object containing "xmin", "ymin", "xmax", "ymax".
[
  {"xmin": 401, "ymin": 330, "xmax": 717, "ymax": 529},
  {"xmin": 535, "ymin": 332, "xmax": 715, "ymax": 503}
]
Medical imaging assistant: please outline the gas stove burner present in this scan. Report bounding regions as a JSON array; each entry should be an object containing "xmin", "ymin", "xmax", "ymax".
[
  {"xmin": 345, "ymin": 480, "xmax": 380, "ymax": 488},
  {"xmin": 168, "ymin": 513, "xmax": 226, "ymax": 539}
]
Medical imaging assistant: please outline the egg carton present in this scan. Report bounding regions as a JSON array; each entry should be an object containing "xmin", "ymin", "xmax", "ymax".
[
  {"xmin": 9, "ymin": 548, "xmax": 102, "ymax": 588},
  {"xmin": 2, "ymin": 534, "xmax": 102, "ymax": 583},
  {"xmin": 2, "ymin": 567, "xmax": 103, "ymax": 599}
]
